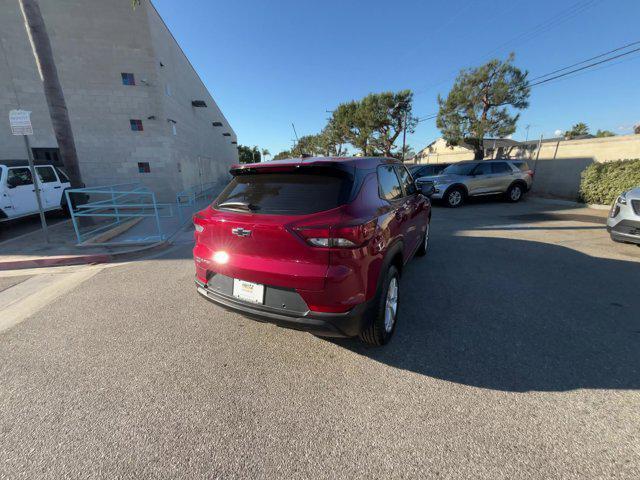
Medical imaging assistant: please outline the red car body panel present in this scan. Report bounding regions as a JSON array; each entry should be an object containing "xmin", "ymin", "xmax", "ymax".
[{"xmin": 193, "ymin": 157, "xmax": 430, "ymax": 333}]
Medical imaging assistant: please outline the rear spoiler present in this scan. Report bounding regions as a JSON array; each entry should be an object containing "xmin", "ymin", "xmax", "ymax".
[{"xmin": 229, "ymin": 161, "xmax": 351, "ymax": 176}]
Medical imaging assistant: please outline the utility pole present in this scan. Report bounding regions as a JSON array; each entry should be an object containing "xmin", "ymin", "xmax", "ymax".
[
  {"xmin": 402, "ymin": 108, "xmax": 408, "ymax": 162},
  {"xmin": 533, "ymin": 134, "xmax": 543, "ymax": 175}
]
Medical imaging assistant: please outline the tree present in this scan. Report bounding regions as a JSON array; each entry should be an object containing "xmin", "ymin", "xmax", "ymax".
[
  {"xmin": 595, "ymin": 129, "xmax": 615, "ymax": 138},
  {"xmin": 564, "ymin": 123, "xmax": 590, "ymax": 139},
  {"xmin": 318, "ymin": 123, "xmax": 348, "ymax": 156},
  {"xmin": 273, "ymin": 150, "xmax": 292, "ymax": 160},
  {"xmin": 436, "ymin": 53, "xmax": 530, "ymax": 160},
  {"xmin": 331, "ymin": 100, "xmax": 374, "ymax": 155},
  {"xmin": 261, "ymin": 148, "xmax": 270, "ymax": 161},
  {"xmin": 365, "ymin": 90, "xmax": 418, "ymax": 158},
  {"xmin": 19, "ymin": 0, "xmax": 82, "ymax": 186},
  {"xmin": 328, "ymin": 90, "xmax": 417, "ymax": 157},
  {"xmin": 237, "ymin": 145, "xmax": 261, "ymax": 163}
]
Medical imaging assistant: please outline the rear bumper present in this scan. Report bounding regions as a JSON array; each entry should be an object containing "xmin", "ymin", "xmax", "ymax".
[{"xmin": 195, "ymin": 278, "xmax": 370, "ymax": 337}]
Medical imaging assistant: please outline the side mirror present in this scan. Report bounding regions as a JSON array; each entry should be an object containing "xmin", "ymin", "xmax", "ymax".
[{"xmin": 419, "ymin": 181, "xmax": 435, "ymax": 197}]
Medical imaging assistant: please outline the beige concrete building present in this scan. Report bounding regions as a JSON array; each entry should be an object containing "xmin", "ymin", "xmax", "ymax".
[
  {"xmin": 0, "ymin": 0, "xmax": 238, "ymax": 200},
  {"xmin": 413, "ymin": 134, "xmax": 640, "ymax": 200}
]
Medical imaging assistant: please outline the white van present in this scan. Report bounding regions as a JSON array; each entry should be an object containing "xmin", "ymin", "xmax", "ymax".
[{"xmin": 0, "ymin": 163, "xmax": 72, "ymax": 222}]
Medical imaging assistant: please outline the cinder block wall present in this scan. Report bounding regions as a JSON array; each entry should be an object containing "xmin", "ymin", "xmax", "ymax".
[{"xmin": 0, "ymin": 0, "xmax": 238, "ymax": 202}]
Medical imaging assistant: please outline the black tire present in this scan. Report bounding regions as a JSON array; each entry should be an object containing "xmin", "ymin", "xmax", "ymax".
[
  {"xmin": 506, "ymin": 183, "xmax": 525, "ymax": 203},
  {"xmin": 359, "ymin": 265, "xmax": 400, "ymax": 346},
  {"xmin": 415, "ymin": 221, "xmax": 430, "ymax": 257},
  {"xmin": 445, "ymin": 187, "xmax": 465, "ymax": 208}
]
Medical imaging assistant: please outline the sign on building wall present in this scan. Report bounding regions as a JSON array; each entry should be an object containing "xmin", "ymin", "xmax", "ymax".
[{"xmin": 9, "ymin": 109, "xmax": 33, "ymax": 135}]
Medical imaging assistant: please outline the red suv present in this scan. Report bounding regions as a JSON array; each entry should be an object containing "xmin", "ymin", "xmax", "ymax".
[{"xmin": 193, "ymin": 156, "xmax": 431, "ymax": 345}]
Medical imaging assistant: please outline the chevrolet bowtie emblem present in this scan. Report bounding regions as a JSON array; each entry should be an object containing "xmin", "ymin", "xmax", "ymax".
[{"xmin": 232, "ymin": 227, "xmax": 252, "ymax": 237}]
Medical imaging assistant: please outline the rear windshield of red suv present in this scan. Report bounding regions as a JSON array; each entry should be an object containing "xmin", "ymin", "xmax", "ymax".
[{"xmin": 213, "ymin": 166, "xmax": 354, "ymax": 215}]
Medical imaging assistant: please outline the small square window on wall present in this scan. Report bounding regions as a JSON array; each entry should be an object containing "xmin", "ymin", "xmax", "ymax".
[
  {"xmin": 130, "ymin": 119, "xmax": 143, "ymax": 131},
  {"xmin": 138, "ymin": 162, "xmax": 151, "ymax": 173},
  {"xmin": 121, "ymin": 73, "xmax": 135, "ymax": 85}
]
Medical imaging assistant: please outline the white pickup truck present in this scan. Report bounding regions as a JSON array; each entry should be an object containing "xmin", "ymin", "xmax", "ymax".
[{"xmin": 0, "ymin": 163, "xmax": 72, "ymax": 222}]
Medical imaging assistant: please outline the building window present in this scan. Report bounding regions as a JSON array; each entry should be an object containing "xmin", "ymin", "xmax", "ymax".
[
  {"xmin": 138, "ymin": 162, "xmax": 150, "ymax": 173},
  {"xmin": 121, "ymin": 73, "xmax": 136, "ymax": 85},
  {"xmin": 130, "ymin": 119, "xmax": 143, "ymax": 131}
]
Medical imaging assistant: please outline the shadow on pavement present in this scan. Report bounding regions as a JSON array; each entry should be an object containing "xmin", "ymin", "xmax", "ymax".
[{"xmin": 330, "ymin": 234, "xmax": 640, "ymax": 392}]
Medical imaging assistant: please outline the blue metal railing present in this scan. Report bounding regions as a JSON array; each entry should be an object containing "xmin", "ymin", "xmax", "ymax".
[
  {"xmin": 65, "ymin": 183, "xmax": 164, "ymax": 244},
  {"xmin": 65, "ymin": 181, "xmax": 221, "ymax": 246},
  {"xmin": 176, "ymin": 181, "xmax": 220, "ymax": 206}
]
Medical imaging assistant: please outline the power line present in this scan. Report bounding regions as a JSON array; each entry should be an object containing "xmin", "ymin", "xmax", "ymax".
[
  {"xmin": 482, "ymin": 0, "xmax": 599, "ymax": 60},
  {"xmin": 530, "ymin": 39, "xmax": 640, "ymax": 81},
  {"xmin": 413, "ymin": 0, "xmax": 600, "ymax": 97},
  {"xmin": 530, "ymin": 46, "xmax": 640, "ymax": 86}
]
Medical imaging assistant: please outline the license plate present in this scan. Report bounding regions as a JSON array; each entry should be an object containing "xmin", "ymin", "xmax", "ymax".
[{"xmin": 232, "ymin": 279, "xmax": 264, "ymax": 304}]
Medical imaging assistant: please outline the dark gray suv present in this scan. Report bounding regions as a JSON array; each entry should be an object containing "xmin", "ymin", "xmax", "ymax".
[{"xmin": 414, "ymin": 160, "xmax": 534, "ymax": 207}]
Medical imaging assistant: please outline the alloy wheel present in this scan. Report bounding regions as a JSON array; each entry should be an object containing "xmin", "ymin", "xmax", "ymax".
[
  {"xmin": 510, "ymin": 186, "xmax": 522, "ymax": 201},
  {"xmin": 384, "ymin": 277, "xmax": 398, "ymax": 333},
  {"xmin": 449, "ymin": 190, "xmax": 462, "ymax": 206}
]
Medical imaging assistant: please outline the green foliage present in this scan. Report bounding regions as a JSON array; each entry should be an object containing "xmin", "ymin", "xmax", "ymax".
[
  {"xmin": 330, "ymin": 90, "xmax": 417, "ymax": 157},
  {"xmin": 237, "ymin": 145, "xmax": 261, "ymax": 164},
  {"xmin": 579, "ymin": 159, "xmax": 640, "ymax": 204},
  {"xmin": 273, "ymin": 150, "xmax": 292, "ymax": 160},
  {"xmin": 436, "ymin": 53, "xmax": 530, "ymax": 160},
  {"xmin": 564, "ymin": 123, "xmax": 590, "ymax": 139},
  {"xmin": 291, "ymin": 135, "xmax": 322, "ymax": 156},
  {"xmin": 286, "ymin": 90, "xmax": 415, "ymax": 158},
  {"xmin": 595, "ymin": 129, "xmax": 615, "ymax": 138}
]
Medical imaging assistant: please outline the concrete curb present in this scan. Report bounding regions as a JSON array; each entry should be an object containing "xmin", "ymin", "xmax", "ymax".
[
  {"xmin": 528, "ymin": 196, "xmax": 610, "ymax": 211},
  {"xmin": 0, "ymin": 239, "xmax": 170, "ymax": 271},
  {"xmin": 0, "ymin": 211, "xmax": 195, "ymax": 271}
]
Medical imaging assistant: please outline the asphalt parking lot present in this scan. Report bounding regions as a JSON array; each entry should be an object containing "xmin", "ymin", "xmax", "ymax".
[{"xmin": 0, "ymin": 197, "xmax": 638, "ymax": 479}]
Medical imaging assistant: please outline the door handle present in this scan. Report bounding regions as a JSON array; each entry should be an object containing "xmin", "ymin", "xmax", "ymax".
[{"xmin": 54, "ymin": 186, "xmax": 61, "ymax": 189}]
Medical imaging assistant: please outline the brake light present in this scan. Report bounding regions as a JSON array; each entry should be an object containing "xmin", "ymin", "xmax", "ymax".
[
  {"xmin": 294, "ymin": 219, "xmax": 377, "ymax": 248},
  {"xmin": 193, "ymin": 214, "xmax": 205, "ymax": 233},
  {"xmin": 525, "ymin": 169, "xmax": 535, "ymax": 178}
]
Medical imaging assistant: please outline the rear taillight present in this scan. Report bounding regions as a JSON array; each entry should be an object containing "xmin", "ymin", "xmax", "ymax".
[
  {"xmin": 294, "ymin": 219, "xmax": 377, "ymax": 248},
  {"xmin": 193, "ymin": 214, "xmax": 205, "ymax": 233},
  {"xmin": 525, "ymin": 169, "xmax": 535, "ymax": 178}
]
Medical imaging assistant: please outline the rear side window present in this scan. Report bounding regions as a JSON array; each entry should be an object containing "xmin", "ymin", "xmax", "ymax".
[
  {"xmin": 491, "ymin": 162, "xmax": 512, "ymax": 174},
  {"xmin": 214, "ymin": 167, "xmax": 353, "ymax": 215},
  {"xmin": 36, "ymin": 166, "xmax": 58, "ymax": 183},
  {"xmin": 7, "ymin": 168, "xmax": 33, "ymax": 186},
  {"xmin": 377, "ymin": 165, "xmax": 403, "ymax": 201},
  {"xmin": 512, "ymin": 161, "xmax": 531, "ymax": 171},
  {"xmin": 473, "ymin": 163, "xmax": 492, "ymax": 175}
]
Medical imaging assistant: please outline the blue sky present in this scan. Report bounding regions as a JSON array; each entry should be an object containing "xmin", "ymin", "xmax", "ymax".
[{"xmin": 153, "ymin": 0, "xmax": 640, "ymax": 155}]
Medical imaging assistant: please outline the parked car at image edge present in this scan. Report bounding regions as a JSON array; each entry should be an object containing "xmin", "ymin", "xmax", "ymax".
[
  {"xmin": 193, "ymin": 156, "xmax": 433, "ymax": 346},
  {"xmin": 607, "ymin": 187, "xmax": 640, "ymax": 245},
  {"xmin": 414, "ymin": 159, "xmax": 534, "ymax": 207},
  {"xmin": 0, "ymin": 162, "xmax": 72, "ymax": 222}
]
